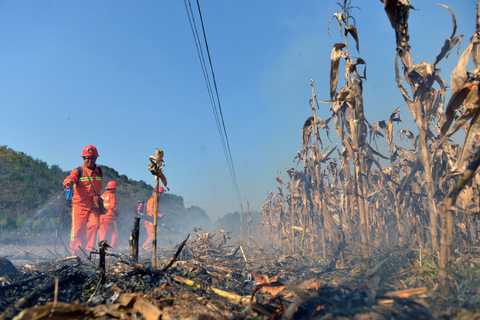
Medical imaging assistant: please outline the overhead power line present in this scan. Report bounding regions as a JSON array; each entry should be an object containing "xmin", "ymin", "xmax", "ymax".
[{"xmin": 183, "ymin": 0, "xmax": 244, "ymax": 216}]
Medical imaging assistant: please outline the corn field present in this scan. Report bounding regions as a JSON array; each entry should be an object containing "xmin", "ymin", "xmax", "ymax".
[{"xmin": 260, "ymin": 0, "xmax": 480, "ymax": 293}]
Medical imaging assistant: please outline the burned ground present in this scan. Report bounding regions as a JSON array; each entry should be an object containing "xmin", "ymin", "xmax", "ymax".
[{"xmin": 1, "ymin": 231, "xmax": 480, "ymax": 320}]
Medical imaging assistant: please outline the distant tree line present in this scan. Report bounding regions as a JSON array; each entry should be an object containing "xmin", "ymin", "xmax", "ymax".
[{"xmin": 212, "ymin": 210, "xmax": 262, "ymax": 238}]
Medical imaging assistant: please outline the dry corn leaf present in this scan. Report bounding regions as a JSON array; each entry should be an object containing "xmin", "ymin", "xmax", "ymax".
[
  {"xmin": 91, "ymin": 303, "xmax": 125, "ymax": 318},
  {"xmin": 451, "ymin": 36, "xmax": 475, "ymax": 95},
  {"xmin": 398, "ymin": 129, "xmax": 415, "ymax": 148},
  {"xmin": 350, "ymin": 58, "xmax": 366, "ymax": 80},
  {"xmin": 441, "ymin": 82, "xmax": 478, "ymax": 137},
  {"xmin": 330, "ymin": 43, "xmax": 346, "ymax": 99},
  {"xmin": 117, "ymin": 292, "xmax": 139, "ymax": 307},
  {"xmin": 133, "ymin": 297, "xmax": 162, "ymax": 320},
  {"xmin": 433, "ymin": 4, "xmax": 463, "ymax": 69},
  {"xmin": 328, "ymin": 12, "xmax": 344, "ymax": 38},
  {"xmin": 345, "ymin": 25, "xmax": 359, "ymax": 52},
  {"xmin": 12, "ymin": 301, "xmax": 88, "ymax": 320},
  {"xmin": 455, "ymin": 101, "xmax": 480, "ymax": 173},
  {"xmin": 147, "ymin": 148, "xmax": 168, "ymax": 188}
]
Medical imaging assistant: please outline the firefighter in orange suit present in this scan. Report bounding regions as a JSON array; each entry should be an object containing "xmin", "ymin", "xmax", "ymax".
[
  {"xmin": 142, "ymin": 186, "xmax": 165, "ymax": 249},
  {"xmin": 99, "ymin": 181, "xmax": 119, "ymax": 250},
  {"xmin": 63, "ymin": 145, "xmax": 103, "ymax": 255}
]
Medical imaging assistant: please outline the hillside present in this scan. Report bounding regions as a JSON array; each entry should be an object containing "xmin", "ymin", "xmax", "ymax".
[{"xmin": 0, "ymin": 146, "xmax": 211, "ymax": 246}]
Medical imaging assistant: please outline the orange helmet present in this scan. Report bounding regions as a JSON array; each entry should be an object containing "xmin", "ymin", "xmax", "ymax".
[
  {"xmin": 153, "ymin": 186, "xmax": 165, "ymax": 194},
  {"xmin": 106, "ymin": 181, "xmax": 117, "ymax": 189},
  {"xmin": 81, "ymin": 145, "xmax": 99, "ymax": 157}
]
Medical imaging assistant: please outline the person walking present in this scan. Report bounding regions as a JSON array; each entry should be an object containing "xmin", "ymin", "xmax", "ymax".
[
  {"xmin": 99, "ymin": 181, "xmax": 119, "ymax": 250},
  {"xmin": 142, "ymin": 186, "xmax": 165, "ymax": 250},
  {"xmin": 63, "ymin": 145, "xmax": 104, "ymax": 255}
]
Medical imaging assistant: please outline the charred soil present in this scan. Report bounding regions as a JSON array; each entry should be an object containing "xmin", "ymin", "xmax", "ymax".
[{"xmin": 1, "ymin": 233, "xmax": 480, "ymax": 320}]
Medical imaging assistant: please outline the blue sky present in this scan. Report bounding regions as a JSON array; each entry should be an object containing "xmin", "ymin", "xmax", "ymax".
[{"xmin": 0, "ymin": 0, "xmax": 476, "ymax": 221}]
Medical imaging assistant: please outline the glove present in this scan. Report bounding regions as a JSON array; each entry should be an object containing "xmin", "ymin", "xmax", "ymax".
[{"xmin": 64, "ymin": 180, "xmax": 73, "ymax": 189}]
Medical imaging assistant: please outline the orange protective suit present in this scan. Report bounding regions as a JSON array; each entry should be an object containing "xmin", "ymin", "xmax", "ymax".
[
  {"xmin": 64, "ymin": 164, "xmax": 103, "ymax": 255},
  {"xmin": 142, "ymin": 195, "xmax": 163, "ymax": 249},
  {"xmin": 99, "ymin": 190, "xmax": 119, "ymax": 249}
]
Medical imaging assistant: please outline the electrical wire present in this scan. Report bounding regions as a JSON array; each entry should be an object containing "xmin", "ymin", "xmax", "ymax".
[{"xmin": 184, "ymin": 0, "xmax": 244, "ymax": 217}]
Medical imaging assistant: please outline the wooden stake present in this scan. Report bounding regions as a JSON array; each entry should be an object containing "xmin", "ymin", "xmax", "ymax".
[
  {"xmin": 147, "ymin": 148, "xmax": 168, "ymax": 268},
  {"xmin": 130, "ymin": 217, "xmax": 140, "ymax": 263},
  {"xmin": 152, "ymin": 176, "xmax": 159, "ymax": 267},
  {"xmin": 99, "ymin": 241, "xmax": 106, "ymax": 285}
]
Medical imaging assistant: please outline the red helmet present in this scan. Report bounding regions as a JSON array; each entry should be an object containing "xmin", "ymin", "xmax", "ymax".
[
  {"xmin": 106, "ymin": 181, "xmax": 117, "ymax": 189},
  {"xmin": 153, "ymin": 186, "xmax": 165, "ymax": 194},
  {"xmin": 81, "ymin": 145, "xmax": 99, "ymax": 157}
]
